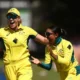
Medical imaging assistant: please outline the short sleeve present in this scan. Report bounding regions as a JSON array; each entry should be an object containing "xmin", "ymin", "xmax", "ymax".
[{"xmin": 27, "ymin": 27, "xmax": 38, "ymax": 37}]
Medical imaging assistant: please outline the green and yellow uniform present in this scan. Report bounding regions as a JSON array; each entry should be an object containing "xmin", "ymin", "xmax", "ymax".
[
  {"xmin": 39, "ymin": 37, "xmax": 80, "ymax": 80},
  {"xmin": 0, "ymin": 24, "xmax": 38, "ymax": 80}
]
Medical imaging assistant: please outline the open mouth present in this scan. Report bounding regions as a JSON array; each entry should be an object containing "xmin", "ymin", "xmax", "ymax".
[{"xmin": 10, "ymin": 21, "xmax": 15, "ymax": 24}]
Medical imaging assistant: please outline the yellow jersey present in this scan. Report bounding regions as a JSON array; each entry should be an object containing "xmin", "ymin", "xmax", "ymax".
[
  {"xmin": 0, "ymin": 24, "xmax": 38, "ymax": 64},
  {"xmin": 44, "ymin": 38, "xmax": 78, "ymax": 72}
]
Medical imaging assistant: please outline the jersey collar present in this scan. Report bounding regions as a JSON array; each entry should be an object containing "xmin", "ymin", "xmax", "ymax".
[
  {"xmin": 4, "ymin": 24, "xmax": 23, "ymax": 30},
  {"xmin": 55, "ymin": 36, "xmax": 62, "ymax": 46}
]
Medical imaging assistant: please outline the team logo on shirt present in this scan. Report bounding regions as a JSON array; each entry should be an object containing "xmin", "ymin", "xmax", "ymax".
[
  {"xmin": 19, "ymin": 31, "xmax": 25, "ymax": 35},
  {"xmin": 58, "ymin": 49, "xmax": 64, "ymax": 56},
  {"xmin": 13, "ymin": 38, "xmax": 18, "ymax": 44},
  {"xmin": 59, "ymin": 49, "xmax": 63, "ymax": 53}
]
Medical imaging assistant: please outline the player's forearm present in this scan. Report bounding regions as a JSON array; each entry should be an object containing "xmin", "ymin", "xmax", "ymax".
[
  {"xmin": 35, "ymin": 34, "xmax": 49, "ymax": 45},
  {"xmin": 38, "ymin": 61, "xmax": 52, "ymax": 70},
  {"xmin": 56, "ymin": 56, "xmax": 70, "ymax": 66},
  {"xmin": 50, "ymin": 50, "xmax": 58, "ymax": 60},
  {"xmin": 51, "ymin": 52, "xmax": 70, "ymax": 66}
]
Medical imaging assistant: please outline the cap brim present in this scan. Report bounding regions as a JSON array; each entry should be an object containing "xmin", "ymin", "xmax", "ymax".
[{"xmin": 6, "ymin": 12, "xmax": 18, "ymax": 16}]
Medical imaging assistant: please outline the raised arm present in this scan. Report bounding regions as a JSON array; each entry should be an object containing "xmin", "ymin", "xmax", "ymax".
[
  {"xmin": 26, "ymin": 27, "xmax": 49, "ymax": 45},
  {"xmin": 35, "ymin": 34, "xmax": 49, "ymax": 45}
]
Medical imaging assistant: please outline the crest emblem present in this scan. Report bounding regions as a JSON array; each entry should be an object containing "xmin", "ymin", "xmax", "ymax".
[
  {"xmin": 59, "ymin": 49, "xmax": 63, "ymax": 54},
  {"xmin": 19, "ymin": 31, "xmax": 25, "ymax": 35}
]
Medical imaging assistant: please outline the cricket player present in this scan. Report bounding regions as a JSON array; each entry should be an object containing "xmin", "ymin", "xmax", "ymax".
[
  {"xmin": 0, "ymin": 8, "xmax": 49, "ymax": 80},
  {"xmin": 31, "ymin": 25, "xmax": 80, "ymax": 80}
]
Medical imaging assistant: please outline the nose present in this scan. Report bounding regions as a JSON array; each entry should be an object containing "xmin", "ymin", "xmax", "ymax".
[{"xmin": 9, "ymin": 18, "xmax": 13, "ymax": 20}]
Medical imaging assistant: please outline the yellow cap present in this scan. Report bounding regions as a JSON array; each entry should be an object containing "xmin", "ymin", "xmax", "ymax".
[{"xmin": 7, "ymin": 8, "xmax": 20, "ymax": 16}]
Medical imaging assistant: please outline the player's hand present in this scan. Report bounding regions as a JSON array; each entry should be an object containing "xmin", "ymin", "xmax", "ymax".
[
  {"xmin": 30, "ymin": 56, "xmax": 41, "ymax": 65},
  {"xmin": 47, "ymin": 44, "xmax": 53, "ymax": 56},
  {"xmin": 46, "ymin": 44, "xmax": 52, "ymax": 52},
  {"xmin": 47, "ymin": 44, "xmax": 58, "ymax": 60}
]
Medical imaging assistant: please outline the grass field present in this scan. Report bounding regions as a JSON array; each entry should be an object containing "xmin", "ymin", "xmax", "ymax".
[
  {"xmin": 32, "ymin": 64, "xmax": 60, "ymax": 80},
  {"xmin": 0, "ymin": 59, "xmax": 60, "ymax": 80}
]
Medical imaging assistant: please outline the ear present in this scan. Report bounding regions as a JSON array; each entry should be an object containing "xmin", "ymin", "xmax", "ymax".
[
  {"xmin": 17, "ymin": 17, "xmax": 20, "ymax": 21},
  {"xmin": 18, "ymin": 17, "xmax": 22, "ymax": 24}
]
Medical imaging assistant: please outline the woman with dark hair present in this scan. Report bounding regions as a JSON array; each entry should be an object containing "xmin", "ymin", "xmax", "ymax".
[{"xmin": 31, "ymin": 25, "xmax": 80, "ymax": 80}]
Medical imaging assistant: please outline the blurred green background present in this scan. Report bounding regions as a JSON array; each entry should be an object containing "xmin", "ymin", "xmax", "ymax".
[{"xmin": 32, "ymin": 64, "xmax": 60, "ymax": 80}]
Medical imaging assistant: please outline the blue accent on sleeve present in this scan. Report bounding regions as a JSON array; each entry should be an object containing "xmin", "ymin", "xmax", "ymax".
[
  {"xmin": 75, "ymin": 65, "xmax": 80, "ymax": 75},
  {"xmin": 38, "ymin": 60, "xmax": 52, "ymax": 70}
]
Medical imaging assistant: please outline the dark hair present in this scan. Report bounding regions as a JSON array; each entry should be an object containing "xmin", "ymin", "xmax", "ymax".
[{"xmin": 48, "ymin": 25, "xmax": 67, "ymax": 37}]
